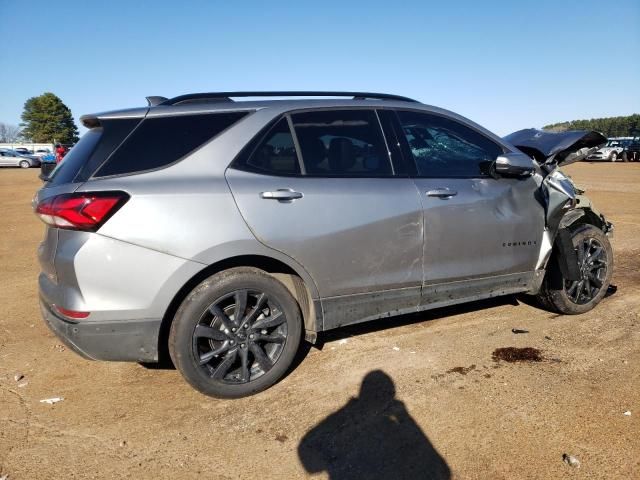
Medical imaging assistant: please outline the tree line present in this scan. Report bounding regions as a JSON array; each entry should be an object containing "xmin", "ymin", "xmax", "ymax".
[
  {"xmin": 544, "ymin": 114, "xmax": 640, "ymax": 137},
  {"xmin": 1, "ymin": 92, "xmax": 79, "ymax": 144}
]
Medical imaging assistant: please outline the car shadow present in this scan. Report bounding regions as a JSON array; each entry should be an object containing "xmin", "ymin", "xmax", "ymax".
[
  {"xmin": 315, "ymin": 294, "xmax": 522, "ymax": 347},
  {"xmin": 298, "ymin": 370, "xmax": 451, "ymax": 479}
]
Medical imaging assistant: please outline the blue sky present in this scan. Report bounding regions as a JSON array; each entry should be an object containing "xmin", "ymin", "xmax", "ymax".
[{"xmin": 1, "ymin": 0, "xmax": 638, "ymax": 136}]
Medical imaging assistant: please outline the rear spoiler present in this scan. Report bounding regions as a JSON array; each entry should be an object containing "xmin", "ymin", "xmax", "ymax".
[
  {"xmin": 79, "ymin": 107, "xmax": 149, "ymax": 129},
  {"xmin": 504, "ymin": 129, "xmax": 606, "ymax": 167},
  {"xmin": 80, "ymin": 114, "xmax": 100, "ymax": 129}
]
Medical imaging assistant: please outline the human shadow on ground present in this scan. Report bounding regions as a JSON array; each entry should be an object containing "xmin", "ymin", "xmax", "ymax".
[{"xmin": 298, "ymin": 370, "xmax": 451, "ymax": 480}]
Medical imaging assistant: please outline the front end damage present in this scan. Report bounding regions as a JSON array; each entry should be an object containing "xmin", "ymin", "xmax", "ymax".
[{"xmin": 503, "ymin": 128, "xmax": 613, "ymax": 283}]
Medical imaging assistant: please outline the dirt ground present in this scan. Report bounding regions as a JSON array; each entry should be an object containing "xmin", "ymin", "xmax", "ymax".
[{"xmin": 1, "ymin": 163, "xmax": 638, "ymax": 479}]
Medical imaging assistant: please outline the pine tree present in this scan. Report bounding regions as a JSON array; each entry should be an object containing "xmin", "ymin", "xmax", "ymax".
[{"xmin": 20, "ymin": 92, "xmax": 79, "ymax": 143}]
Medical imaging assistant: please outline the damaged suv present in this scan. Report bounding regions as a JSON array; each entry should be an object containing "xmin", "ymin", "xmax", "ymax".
[{"xmin": 35, "ymin": 92, "xmax": 613, "ymax": 398}]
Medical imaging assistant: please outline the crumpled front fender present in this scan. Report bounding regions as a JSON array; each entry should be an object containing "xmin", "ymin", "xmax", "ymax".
[
  {"xmin": 536, "ymin": 175, "xmax": 614, "ymax": 273},
  {"xmin": 561, "ymin": 195, "xmax": 613, "ymax": 237}
]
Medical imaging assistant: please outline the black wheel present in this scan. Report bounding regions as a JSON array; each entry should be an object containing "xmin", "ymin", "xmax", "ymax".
[
  {"xmin": 537, "ymin": 224, "xmax": 613, "ymax": 314},
  {"xmin": 169, "ymin": 267, "xmax": 302, "ymax": 398},
  {"xmin": 19, "ymin": 160, "xmax": 30, "ymax": 169},
  {"xmin": 609, "ymin": 152, "xmax": 618, "ymax": 162}
]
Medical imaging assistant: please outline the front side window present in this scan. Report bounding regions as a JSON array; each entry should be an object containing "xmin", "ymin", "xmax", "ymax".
[
  {"xmin": 397, "ymin": 111, "xmax": 503, "ymax": 177},
  {"xmin": 291, "ymin": 110, "xmax": 392, "ymax": 177}
]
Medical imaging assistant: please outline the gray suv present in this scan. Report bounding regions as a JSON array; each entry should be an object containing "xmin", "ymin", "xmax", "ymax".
[{"xmin": 34, "ymin": 92, "xmax": 614, "ymax": 398}]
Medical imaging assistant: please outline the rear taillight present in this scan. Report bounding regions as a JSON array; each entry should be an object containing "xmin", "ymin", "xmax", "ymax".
[{"xmin": 35, "ymin": 191, "xmax": 129, "ymax": 231}]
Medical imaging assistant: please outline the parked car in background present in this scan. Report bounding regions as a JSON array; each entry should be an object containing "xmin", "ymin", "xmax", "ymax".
[
  {"xmin": 586, "ymin": 139, "xmax": 625, "ymax": 161},
  {"xmin": 1, "ymin": 148, "xmax": 41, "ymax": 162},
  {"xmin": 14, "ymin": 147, "xmax": 34, "ymax": 155},
  {"xmin": 39, "ymin": 153, "xmax": 57, "ymax": 179},
  {"xmin": 622, "ymin": 139, "xmax": 640, "ymax": 162},
  {"xmin": 0, "ymin": 149, "xmax": 41, "ymax": 168},
  {"xmin": 33, "ymin": 149, "xmax": 53, "ymax": 158},
  {"xmin": 34, "ymin": 91, "xmax": 613, "ymax": 398}
]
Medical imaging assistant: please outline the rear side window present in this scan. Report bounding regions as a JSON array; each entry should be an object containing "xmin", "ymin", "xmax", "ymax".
[
  {"xmin": 291, "ymin": 110, "xmax": 392, "ymax": 177},
  {"xmin": 241, "ymin": 118, "xmax": 301, "ymax": 175},
  {"xmin": 94, "ymin": 112, "xmax": 249, "ymax": 177},
  {"xmin": 397, "ymin": 110, "xmax": 503, "ymax": 177}
]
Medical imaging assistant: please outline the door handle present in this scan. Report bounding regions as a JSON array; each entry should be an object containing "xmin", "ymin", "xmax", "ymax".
[
  {"xmin": 426, "ymin": 188, "xmax": 458, "ymax": 198},
  {"xmin": 260, "ymin": 189, "xmax": 303, "ymax": 201}
]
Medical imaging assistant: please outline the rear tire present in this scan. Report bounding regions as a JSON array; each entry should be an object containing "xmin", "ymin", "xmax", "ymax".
[
  {"xmin": 537, "ymin": 224, "xmax": 613, "ymax": 315},
  {"xmin": 169, "ymin": 267, "xmax": 302, "ymax": 398},
  {"xmin": 19, "ymin": 160, "xmax": 30, "ymax": 168}
]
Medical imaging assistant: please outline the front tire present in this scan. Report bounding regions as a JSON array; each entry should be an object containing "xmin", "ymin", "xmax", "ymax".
[
  {"xmin": 609, "ymin": 152, "xmax": 618, "ymax": 162},
  {"xmin": 537, "ymin": 224, "xmax": 613, "ymax": 315},
  {"xmin": 169, "ymin": 267, "xmax": 302, "ymax": 398},
  {"xmin": 19, "ymin": 160, "xmax": 30, "ymax": 168}
]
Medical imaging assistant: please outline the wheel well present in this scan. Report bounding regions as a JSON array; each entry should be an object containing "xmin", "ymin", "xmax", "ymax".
[
  {"xmin": 543, "ymin": 208, "xmax": 608, "ymax": 285},
  {"xmin": 569, "ymin": 208, "xmax": 605, "ymax": 231},
  {"xmin": 156, "ymin": 255, "xmax": 316, "ymax": 365}
]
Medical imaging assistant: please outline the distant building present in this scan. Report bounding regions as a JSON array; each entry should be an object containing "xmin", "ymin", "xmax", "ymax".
[{"xmin": 0, "ymin": 142, "xmax": 54, "ymax": 152}]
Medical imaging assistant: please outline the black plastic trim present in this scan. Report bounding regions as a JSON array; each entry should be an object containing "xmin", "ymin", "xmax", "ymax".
[{"xmin": 555, "ymin": 228, "xmax": 581, "ymax": 281}]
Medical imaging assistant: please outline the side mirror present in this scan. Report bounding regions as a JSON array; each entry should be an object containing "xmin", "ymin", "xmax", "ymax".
[{"xmin": 494, "ymin": 152, "xmax": 535, "ymax": 177}]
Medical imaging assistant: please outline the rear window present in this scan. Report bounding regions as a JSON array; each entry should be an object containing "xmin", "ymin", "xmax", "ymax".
[
  {"xmin": 47, "ymin": 117, "xmax": 143, "ymax": 185},
  {"xmin": 47, "ymin": 128, "xmax": 104, "ymax": 185},
  {"xmin": 94, "ymin": 112, "xmax": 249, "ymax": 177}
]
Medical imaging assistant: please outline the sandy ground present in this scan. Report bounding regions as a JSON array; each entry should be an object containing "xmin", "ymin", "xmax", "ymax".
[{"xmin": 0, "ymin": 163, "xmax": 638, "ymax": 479}]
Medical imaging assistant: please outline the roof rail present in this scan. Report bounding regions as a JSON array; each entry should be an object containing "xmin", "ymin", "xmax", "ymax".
[{"xmin": 160, "ymin": 91, "xmax": 419, "ymax": 106}]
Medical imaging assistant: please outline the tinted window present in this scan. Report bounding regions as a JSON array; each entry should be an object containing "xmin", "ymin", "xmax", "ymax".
[
  {"xmin": 47, "ymin": 118, "xmax": 142, "ymax": 185},
  {"xmin": 95, "ymin": 112, "xmax": 249, "ymax": 177},
  {"xmin": 291, "ymin": 110, "xmax": 392, "ymax": 177},
  {"xmin": 48, "ymin": 128, "xmax": 103, "ymax": 184},
  {"xmin": 240, "ymin": 118, "xmax": 301, "ymax": 175},
  {"xmin": 397, "ymin": 111, "xmax": 503, "ymax": 177}
]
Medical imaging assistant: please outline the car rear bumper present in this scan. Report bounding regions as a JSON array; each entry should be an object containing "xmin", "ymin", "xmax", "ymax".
[{"xmin": 40, "ymin": 297, "xmax": 161, "ymax": 362}]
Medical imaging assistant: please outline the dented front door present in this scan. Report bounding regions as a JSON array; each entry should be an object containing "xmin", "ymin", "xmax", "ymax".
[
  {"xmin": 413, "ymin": 176, "xmax": 545, "ymax": 285},
  {"xmin": 393, "ymin": 109, "xmax": 546, "ymax": 288}
]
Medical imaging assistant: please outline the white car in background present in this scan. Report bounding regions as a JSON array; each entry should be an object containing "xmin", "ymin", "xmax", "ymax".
[
  {"xmin": 33, "ymin": 149, "xmax": 52, "ymax": 157},
  {"xmin": 0, "ymin": 149, "xmax": 41, "ymax": 168},
  {"xmin": 586, "ymin": 140, "xmax": 625, "ymax": 161}
]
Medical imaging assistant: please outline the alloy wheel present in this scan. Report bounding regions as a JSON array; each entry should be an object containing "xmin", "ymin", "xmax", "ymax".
[
  {"xmin": 192, "ymin": 289, "xmax": 288, "ymax": 384},
  {"xmin": 564, "ymin": 237, "xmax": 608, "ymax": 305}
]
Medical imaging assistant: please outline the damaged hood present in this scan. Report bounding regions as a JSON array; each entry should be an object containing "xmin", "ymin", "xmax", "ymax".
[{"xmin": 503, "ymin": 129, "xmax": 606, "ymax": 167}]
